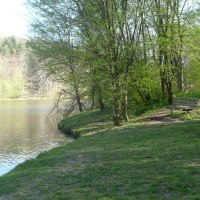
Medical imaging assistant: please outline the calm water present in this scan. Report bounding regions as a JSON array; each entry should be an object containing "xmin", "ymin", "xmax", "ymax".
[{"xmin": 0, "ymin": 100, "xmax": 67, "ymax": 176}]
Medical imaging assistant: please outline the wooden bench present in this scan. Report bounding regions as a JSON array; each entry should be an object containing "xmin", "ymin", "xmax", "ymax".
[{"xmin": 166, "ymin": 98, "xmax": 200, "ymax": 114}]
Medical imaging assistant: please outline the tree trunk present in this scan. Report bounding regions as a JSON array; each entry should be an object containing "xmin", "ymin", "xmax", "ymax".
[
  {"xmin": 166, "ymin": 81, "xmax": 173, "ymax": 104},
  {"xmin": 90, "ymin": 85, "xmax": 95, "ymax": 110},
  {"xmin": 112, "ymin": 82, "xmax": 121, "ymax": 126},
  {"xmin": 176, "ymin": 66, "xmax": 184, "ymax": 92},
  {"xmin": 76, "ymin": 92, "xmax": 83, "ymax": 112},
  {"xmin": 113, "ymin": 100, "xmax": 121, "ymax": 126},
  {"xmin": 97, "ymin": 85, "xmax": 105, "ymax": 110},
  {"xmin": 74, "ymin": 84, "xmax": 83, "ymax": 112},
  {"xmin": 122, "ymin": 91, "xmax": 129, "ymax": 122},
  {"xmin": 160, "ymin": 76, "xmax": 167, "ymax": 100}
]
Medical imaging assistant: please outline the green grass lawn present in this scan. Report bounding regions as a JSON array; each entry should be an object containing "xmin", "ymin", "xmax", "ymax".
[
  {"xmin": 0, "ymin": 111, "xmax": 200, "ymax": 199},
  {"xmin": 58, "ymin": 109, "xmax": 113, "ymax": 135},
  {"xmin": 171, "ymin": 109, "xmax": 200, "ymax": 120}
]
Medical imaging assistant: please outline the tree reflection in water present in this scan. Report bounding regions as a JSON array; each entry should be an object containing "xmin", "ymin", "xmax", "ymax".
[{"xmin": 0, "ymin": 100, "xmax": 67, "ymax": 176}]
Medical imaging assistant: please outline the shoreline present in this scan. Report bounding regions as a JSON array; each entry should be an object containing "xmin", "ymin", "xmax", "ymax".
[
  {"xmin": 0, "ymin": 97, "xmax": 55, "ymax": 101},
  {"xmin": 0, "ymin": 99, "xmax": 66, "ymax": 177},
  {"xmin": 0, "ymin": 112, "xmax": 199, "ymax": 199}
]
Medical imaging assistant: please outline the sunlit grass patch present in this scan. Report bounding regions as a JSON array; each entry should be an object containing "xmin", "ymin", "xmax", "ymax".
[{"xmin": 171, "ymin": 109, "xmax": 200, "ymax": 120}]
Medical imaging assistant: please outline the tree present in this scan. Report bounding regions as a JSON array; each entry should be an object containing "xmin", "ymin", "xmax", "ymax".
[
  {"xmin": 148, "ymin": 0, "xmax": 198, "ymax": 103},
  {"xmin": 27, "ymin": 0, "xmax": 85, "ymax": 112},
  {"xmin": 26, "ymin": 0, "xmax": 200, "ymax": 125},
  {"xmin": 74, "ymin": 0, "xmax": 146, "ymax": 125}
]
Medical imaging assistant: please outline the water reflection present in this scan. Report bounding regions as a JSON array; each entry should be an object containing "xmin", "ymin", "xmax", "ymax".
[{"xmin": 0, "ymin": 100, "xmax": 67, "ymax": 176}]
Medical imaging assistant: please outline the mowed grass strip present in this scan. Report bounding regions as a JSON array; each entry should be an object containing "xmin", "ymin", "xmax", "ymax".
[{"xmin": 0, "ymin": 114, "xmax": 199, "ymax": 199}]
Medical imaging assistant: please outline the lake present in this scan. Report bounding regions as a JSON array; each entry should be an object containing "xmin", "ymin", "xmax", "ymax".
[{"xmin": 0, "ymin": 100, "xmax": 67, "ymax": 176}]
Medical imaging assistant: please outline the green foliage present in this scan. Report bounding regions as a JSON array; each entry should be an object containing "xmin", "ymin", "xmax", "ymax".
[
  {"xmin": 0, "ymin": 69, "xmax": 24, "ymax": 98},
  {"xmin": 0, "ymin": 37, "xmax": 27, "ymax": 99},
  {"xmin": 175, "ymin": 91, "xmax": 200, "ymax": 98},
  {"xmin": 26, "ymin": 0, "xmax": 200, "ymax": 124},
  {"xmin": 128, "ymin": 60, "xmax": 162, "ymax": 107},
  {"xmin": 0, "ymin": 36, "xmax": 57, "ymax": 99},
  {"xmin": 0, "ymin": 36, "xmax": 25, "ymax": 56}
]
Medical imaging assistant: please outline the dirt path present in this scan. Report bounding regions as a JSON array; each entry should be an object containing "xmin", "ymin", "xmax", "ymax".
[{"xmin": 137, "ymin": 110, "xmax": 185, "ymax": 125}]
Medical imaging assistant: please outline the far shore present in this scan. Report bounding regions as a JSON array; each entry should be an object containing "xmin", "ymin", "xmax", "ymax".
[{"xmin": 0, "ymin": 97, "xmax": 55, "ymax": 101}]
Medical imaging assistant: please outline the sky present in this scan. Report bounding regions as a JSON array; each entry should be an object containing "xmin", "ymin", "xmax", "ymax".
[
  {"xmin": 0, "ymin": 0, "xmax": 28, "ymax": 37},
  {"xmin": 0, "ymin": 0, "xmax": 197, "ymax": 38}
]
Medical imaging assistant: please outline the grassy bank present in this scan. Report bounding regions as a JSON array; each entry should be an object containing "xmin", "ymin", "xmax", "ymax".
[
  {"xmin": 58, "ymin": 110, "xmax": 113, "ymax": 136},
  {"xmin": 0, "ymin": 110, "xmax": 200, "ymax": 199}
]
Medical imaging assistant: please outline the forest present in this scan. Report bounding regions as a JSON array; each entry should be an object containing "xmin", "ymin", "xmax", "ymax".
[
  {"xmin": 4, "ymin": 0, "xmax": 199, "ymax": 125},
  {"xmin": 0, "ymin": 36, "xmax": 58, "ymax": 99},
  {"xmin": 26, "ymin": 0, "xmax": 200, "ymax": 126},
  {"xmin": 0, "ymin": 36, "xmax": 26, "ymax": 98}
]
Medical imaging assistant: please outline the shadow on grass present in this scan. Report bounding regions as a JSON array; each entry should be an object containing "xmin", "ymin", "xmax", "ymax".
[{"xmin": 59, "ymin": 110, "xmax": 113, "ymax": 135}]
